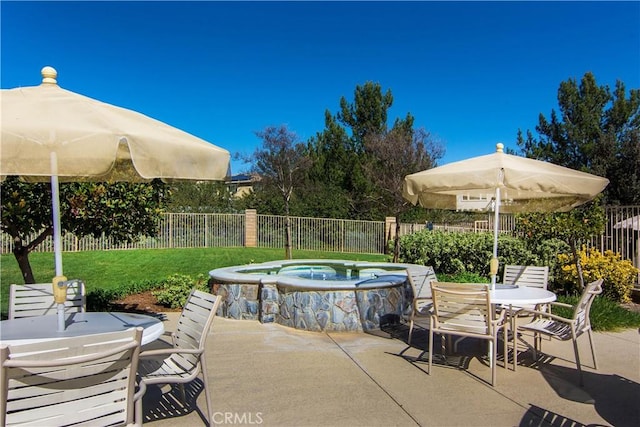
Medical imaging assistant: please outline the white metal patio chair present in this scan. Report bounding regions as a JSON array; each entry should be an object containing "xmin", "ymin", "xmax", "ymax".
[
  {"xmin": 8, "ymin": 281, "xmax": 85, "ymax": 319},
  {"xmin": 503, "ymin": 265, "xmax": 549, "ymax": 290},
  {"xmin": 429, "ymin": 282, "xmax": 507, "ymax": 386},
  {"xmin": 1, "ymin": 327, "xmax": 145, "ymax": 426},
  {"xmin": 405, "ymin": 266, "xmax": 438, "ymax": 344},
  {"xmin": 517, "ymin": 279, "xmax": 603, "ymax": 386},
  {"xmin": 138, "ymin": 289, "xmax": 222, "ymax": 424},
  {"xmin": 501, "ymin": 265, "xmax": 549, "ymax": 370}
]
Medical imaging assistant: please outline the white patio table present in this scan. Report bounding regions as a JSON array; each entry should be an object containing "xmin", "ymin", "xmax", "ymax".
[
  {"xmin": 490, "ymin": 284, "xmax": 557, "ymax": 371},
  {"xmin": 490, "ymin": 284, "xmax": 556, "ymax": 307},
  {"xmin": 0, "ymin": 312, "xmax": 164, "ymax": 346}
]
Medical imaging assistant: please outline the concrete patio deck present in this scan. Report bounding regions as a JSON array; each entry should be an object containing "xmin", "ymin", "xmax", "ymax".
[{"xmin": 142, "ymin": 313, "xmax": 639, "ymax": 427}]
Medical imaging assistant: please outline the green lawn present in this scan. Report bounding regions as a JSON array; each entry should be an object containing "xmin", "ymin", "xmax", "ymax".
[
  {"xmin": 3, "ymin": 248, "xmax": 639, "ymax": 331},
  {"xmin": 1, "ymin": 248, "xmax": 387, "ymax": 315}
]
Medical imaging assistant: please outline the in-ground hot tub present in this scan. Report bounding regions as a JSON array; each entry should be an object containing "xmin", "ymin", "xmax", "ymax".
[{"xmin": 209, "ymin": 260, "xmax": 426, "ymax": 333}]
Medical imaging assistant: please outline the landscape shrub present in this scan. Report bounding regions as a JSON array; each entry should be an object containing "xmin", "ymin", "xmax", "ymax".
[
  {"xmin": 396, "ymin": 230, "xmax": 547, "ymax": 277},
  {"xmin": 556, "ymin": 247, "xmax": 638, "ymax": 303},
  {"xmin": 524, "ymin": 238, "xmax": 570, "ymax": 284},
  {"xmin": 153, "ymin": 273, "xmax": 209, "ymax": 308}
]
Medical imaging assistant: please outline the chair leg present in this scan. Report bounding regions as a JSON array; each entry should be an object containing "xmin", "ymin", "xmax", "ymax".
[
  {"xmin": 511, "ymin": 314, "xmax": 517, "ymax": 371},
  {"xmin": 504, "ymin": 323, "xmax": 511, "ymax": 371},
  {"xmin": 200, "ymin": 358, "xmax": 214, "ymax": 424},
  {"xmin": 453, "ymin": 336, "xmax": 466, "ymax": 353},
  {"xmin": 135, "ymin": 395, "xmax": 144, "ymax": 427},
  {"xmin": 587, "ymin": 328, "xmax": 598, "ymax": 369},
  {"xmin": 571, "ymin": 330, "xmax": 584, "ymax": 387},
  {"xmin": 428, "ymin": 324, "xmax": 434, "ymax": 375},
  {"xmin": 531, "ymin": 331, "xmax": 540, "ymax": 360},
  {"xmin": 490, "ymin": 338, "xmax": 496, "ymax": 386},
  {"xmin": 408, "ymin": 318, "xmax": 415, "ymax": 344}
]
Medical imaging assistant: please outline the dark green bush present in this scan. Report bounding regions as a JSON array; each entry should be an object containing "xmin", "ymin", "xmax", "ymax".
[
  {"xmin": 153, "ymin": 273, "xmax": 209, "ymax": 308},
  {"xmin": 396, "ymin": 230, "xmax": 569, "ymax": 280}
]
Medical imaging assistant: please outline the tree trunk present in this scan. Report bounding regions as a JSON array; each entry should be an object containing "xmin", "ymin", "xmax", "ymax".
[
  {"xmin": 570, "ymin": 239, "xmax": 585, "ymax": 289},
  {"xmin": 284, "ymin": 202, "xmax": 293, "ymax": 260},
  {"xmin": 12, "ymin": 238, "xmax": 36, "ymax": 284}
]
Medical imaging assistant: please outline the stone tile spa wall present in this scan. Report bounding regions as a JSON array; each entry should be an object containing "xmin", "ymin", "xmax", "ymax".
[{"xmin": 209, "ymin": 260, "xmax": 423, "ymax": 333}]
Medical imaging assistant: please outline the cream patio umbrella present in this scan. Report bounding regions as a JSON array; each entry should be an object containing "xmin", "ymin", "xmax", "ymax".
[
  {"xmin": 1, "ymin": 67, "xmax": 230, "ymax": 329},
  {"xmin": 402, "ymin": 143, "xmax": 609, "ymax": 288}
]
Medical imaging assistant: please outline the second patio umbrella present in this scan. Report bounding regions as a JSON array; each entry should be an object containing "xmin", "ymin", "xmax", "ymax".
[{"xmin": 402, "ymin": 143, "xmax": 609, "ymax": 287}]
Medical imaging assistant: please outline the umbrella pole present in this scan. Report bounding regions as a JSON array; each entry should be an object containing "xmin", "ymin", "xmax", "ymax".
[
  {"xmin": 50, "ymin": 152, "xmax": 63, "ymax": 276},
  {"xmin": 50, "ymin": 152, "xmax": 66, "ymax": 331},
  {"xmin": 490, "ymin": 188, "xmax": 501, "ymax": 289}
]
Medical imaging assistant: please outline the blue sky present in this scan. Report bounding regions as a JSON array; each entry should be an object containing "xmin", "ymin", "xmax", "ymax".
[{"xmin": 2, "ymin": 1, "xmax": 639, "ymax": 175}]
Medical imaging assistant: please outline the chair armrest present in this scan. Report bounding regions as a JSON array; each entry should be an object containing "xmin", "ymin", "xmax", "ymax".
[
  {"xmin": 139, "ymin": 348, "xmax": 203, "ymax": 358},
  {"xmin": 492, "ymin": 307, "xmax": 506, "ymax": 326},
  {"xmin": 413, "ymin": 297, "xmax": 433, "ymax": 306},
  {"xmin": 412, "ymin": 298, "xmax": 433, "ymax": 315},
  {"xmin": 549, "ymin": 301, "xmax": 573, "ymax": 309},
  {"xmin": 517, "ymin": 308, "xmax": 574, "ymax": 324}
]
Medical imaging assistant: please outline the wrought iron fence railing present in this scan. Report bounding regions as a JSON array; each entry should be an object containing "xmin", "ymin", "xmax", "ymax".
[
  {"xmin": 1, "ymin": 213, "xmax": 245, "ymax": 254},
  {"xmin": 257, "ymin": 214, "xmax": 385, "ymax": 254},
  {"xmin": 1, "ymin": 207, "xmax": 638, "ymax": 270}
]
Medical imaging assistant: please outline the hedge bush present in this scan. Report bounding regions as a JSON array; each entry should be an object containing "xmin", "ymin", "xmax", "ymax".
[{"xmin": 396, "ymin": 230, "xmax": 568, "ymax": 280}]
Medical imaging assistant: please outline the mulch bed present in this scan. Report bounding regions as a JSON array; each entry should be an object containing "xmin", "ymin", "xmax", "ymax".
[{"xmin": 112, "ymin": 291, "xmax": 182, "ymax": 314}]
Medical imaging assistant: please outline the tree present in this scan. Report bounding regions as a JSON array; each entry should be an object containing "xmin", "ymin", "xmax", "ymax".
[
  {"xmin": 303, "ymin": 111, "xmax": 356, "ymax": 219},
  {"xmin": 167, "ymin": 181, "xmax": 236, "ymax": 213},
  {"xmin": 517, "ymin": 72, "xmax": 640, "ymax": 204},
  {"xmin": 364, "ymin": 126, "xmax": 444, "ymax": 261},
  {"xmin": 1, "ymin": 177, "xmax": 169, "ymax": 283},
  {"xmin": 251, "ymin": 125, "xmax": 309, "ymax": 259},
  {"xmin": 514, "ymin": 73, "xmax": 638, "ymax": 288},
  {"xmin": 306, "ymin": 81, "xmax": 421, "ymax": 220},
  {"xmin": 337, "ymin": 82, "xmax": 394, "ymax": 150}
]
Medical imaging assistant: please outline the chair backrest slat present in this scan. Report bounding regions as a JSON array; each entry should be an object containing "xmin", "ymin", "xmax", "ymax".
[
  {"xmin": 174, "ymin": 290, "xmax": 222, "ymax": 350},
  {"xmin": 573, "ymin": 279, "xmax": 603, "ymax": 332},
  {"xmin": 9, "ymin": 281, "xmax": 86, "ymax": 319},
  {"xmin": 406, "ymin": 266, "xmax": 438, "ymax": 300},
  {"xmin": 1, "ymin": 328, "xmax": 142, "ymax": 427},
  {"xmin": 503, "ymin": 265, "xmax": 549, "ymax": 289},
  {"xmin": 165, "ymin": 290, "xmax": 221, "ymax": 373},
  {"xmin": 431, "ymin": 282, "xmax": 492, "ymax": 336}
]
